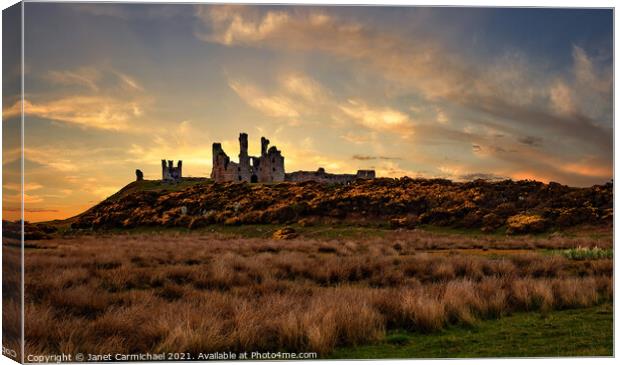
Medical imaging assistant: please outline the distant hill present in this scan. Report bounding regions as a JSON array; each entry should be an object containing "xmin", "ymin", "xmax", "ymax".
[{"xmin": 65, "ymin": 177, "xmax": 613, "ymax": 234}]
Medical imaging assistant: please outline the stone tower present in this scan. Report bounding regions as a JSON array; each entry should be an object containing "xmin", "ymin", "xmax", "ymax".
[
  {"xmin": 162, "ymin": 160, "xmax": 182, "ymax": 181},
  {"xmin": 238, "ymin": 133, "xmax": 251, "ymax": 182}
]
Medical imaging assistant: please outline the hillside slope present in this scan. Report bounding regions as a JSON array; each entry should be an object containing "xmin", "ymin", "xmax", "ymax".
[{"xmin": 69, "ymin": 178, "xmax": 613, "ymax": 234}]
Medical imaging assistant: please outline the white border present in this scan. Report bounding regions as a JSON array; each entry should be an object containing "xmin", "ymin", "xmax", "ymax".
[{"xmin": 0, "ymin": 1, "xmax": 616, "ymax": 365}]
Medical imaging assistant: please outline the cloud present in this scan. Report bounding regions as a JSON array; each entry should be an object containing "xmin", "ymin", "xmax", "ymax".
[
  {"xmin": 280, "ymin": 73, "xmax": 326, "ymax": 103},
  {"xmin": 228, "ymin": 79, "xmax": 300, "ymax": 119},
  {"xmin": 375, "ymin": 161, "xmax": 418, "ymax": 179},
  {"xmin": 73, "ymin": 4, "xmax": 130, "ymax": 19},
  {"xmin": 549, "ymin": 79, "xmax": 576, "ymax": 116},
  {"xmin": 227, "ymin": 72, "xmax": 416, "ymax": 138},
  {"xmin": 25, "ymin": 147, "xmax": 81, "ymax": 172},
  {"xmin": 487, "ymin": 144, "xmax": 611, "ymax": 186},
  {"xmin": 573, "ymin": 45, "xmax": 611, "ymax": 95},
  {"xmin": 126, "ymin": 120, "xmax": 214, "ymax": 173},
  {"xmin": 517, "ymin": 135, "xmax": 543, "ymax": 147},
  {"xmin": 45, "ymin": 67, "xmax": 102, "ymax": 91},
  {"xmin": 469, "ymin": 93, "xmax": 611, "ymax": 153},
  {"xmin": 196, "ymin": 5, "xmax": 290, "ymax": 45},
  {"xmin": 9, "ymin": 66, "xmax": 149, "ymax": 131},
  {"xmin": 5, "ymin": 97, "xmax": 143, "ymax": 131},
  {"xmin": 559, "ymin": 157, "xmax": 612, "ymax": 179},
  {"xmin": 2, "ymin": 100, "xmax": 21, "ymax": 119},
  {"xmin": 569, "ymin": 45, "xmax": 613, "ymax": 122},
  {"xmin": 435, "ymin": 108, "xmax": 449, "ymax": 124},
  {"xmin": 46, "ymin": 66, "xmax": 144, "ymax": 93},
  {"xmin": 196, "ymin": 5, "xmax": 367, "ymax": 54},
  {"xmin": 339, "ymin": 99, "xmax": 413, "ymax": 134},
  {"xmin": 227, "ymin": 72, "xmax": 333, "ymax": 124},
  {"xmin": 21, "ymin": 143, "xmax": 152, "ymax": 221},
  {"xmin": 352, "ymin": 155, "xmax": 401, "ymax": 161},
  {"xmin": 113, "ymin": 70, "xmax": 144, "ymax": 91},
  {"xmin": 195, "ymin": 5, "xmax": 456, "ymax": 99},
  {"xmin": 197, "ymin": 6, "xmax": 612, "ymax": 154},
  {"xmin": 340, "ymin": 131, "xmax": 375, "ymax": 144}
]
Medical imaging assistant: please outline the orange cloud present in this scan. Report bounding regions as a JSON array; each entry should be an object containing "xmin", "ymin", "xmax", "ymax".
[
  {"xmin": 4, "ymin": 97, "xmax": 144, "ymax": 131},
  {"xmin": 509, "ymin": 171, "xmax": 552, "ymax": 183},
  {"xmin": 560, "ymin": 162, "xmax": 612, "ymax": 179},
  {"xmin": 339, "ymin": 99, "xmax": 413, "ymax": 135},
  {"xmin": 11, "ymin": 66, "xmax": 150, "ymax": 131},
  {"xmin": 280, "ymin": 73, "xmax": 327, "ymax": 103},
  {"xmin": 197, "ymin": 5, "xmax": 611, "ymax": 154},
  {"xmin": 549, "ymin": 79, "xmax": 576, "ymax": 116},
  {"xmin": 228, "ymin": 79, "xmax": 301, "ymax": 119},
  {"xmin": 45, "ymin": 66, "xmax": 102, "ymax": 91}
]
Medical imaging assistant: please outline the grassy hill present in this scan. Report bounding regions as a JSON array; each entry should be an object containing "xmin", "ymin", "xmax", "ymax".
[{"xmin": 65, "ymin": 177, "xmax": 612, "ymax": 234}]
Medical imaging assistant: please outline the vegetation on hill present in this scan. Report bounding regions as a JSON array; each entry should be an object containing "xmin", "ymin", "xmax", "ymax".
[{"xmin": 68, "ymin": 178, "xmax": 612, "ymax": 234}]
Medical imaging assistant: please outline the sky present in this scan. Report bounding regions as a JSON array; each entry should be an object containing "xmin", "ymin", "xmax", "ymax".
[{"xmin": 1, "ymin": 3, "xmax": 613, "ymax": 222}]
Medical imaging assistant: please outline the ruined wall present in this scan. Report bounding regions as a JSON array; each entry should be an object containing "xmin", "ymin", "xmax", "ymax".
[
  {"xmin": 256, "ymin": 143, "xmax": 285, "ymax": 182},
  {"xmin": 285, "ymin": 168, "xmax": 375, "ymax": 184},
  {"xmin": 356, "ymin": 170, "xmax": 376, "ymax": 179},
  {"xmin": 211, "ymin": 143, "xmax": 241, "ymax": 183}
]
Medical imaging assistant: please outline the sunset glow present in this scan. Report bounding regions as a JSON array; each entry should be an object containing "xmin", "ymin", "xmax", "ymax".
[{"xmin": 2, "ymin": 3, "xmax": 613, "ymax": 222}]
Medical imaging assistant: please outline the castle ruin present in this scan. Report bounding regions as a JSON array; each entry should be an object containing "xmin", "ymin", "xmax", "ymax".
[
  {"xmin": 162, "ymin": 160, "xmax": 182, "ymax": 181},
  {"xmin": 211, "ymin": 133, "xmax": 375, "ymax": 184},
  {"xmin": 211, "ymin": 133, "xmax": 285, "ymax": 183}
]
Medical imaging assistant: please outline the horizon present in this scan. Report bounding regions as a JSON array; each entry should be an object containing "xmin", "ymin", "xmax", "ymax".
[{"xmin": 2, "ymin": 3, "xmax": 613, "ymax": 222}]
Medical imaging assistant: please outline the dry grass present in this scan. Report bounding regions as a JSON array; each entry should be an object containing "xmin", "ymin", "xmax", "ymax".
[
  {"xmin": 3, "ymin": 241, "xmax": 22, "ymax": 361},
  {"xmin": 381, "ymin": 228, "xmax": 612, "ymax": 251},
  {"xmin": 22, "ymin": 231, "xmax": 612, "ymax": 356}
]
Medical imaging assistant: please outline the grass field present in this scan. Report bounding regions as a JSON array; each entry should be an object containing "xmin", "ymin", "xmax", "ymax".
[
  {"xmin": 15, "ymin": 225, "xmax": 613, "ymax": 358},
  {"xmin": 332, "ymin": 303, "xmax": 613, "ymax": 358}
]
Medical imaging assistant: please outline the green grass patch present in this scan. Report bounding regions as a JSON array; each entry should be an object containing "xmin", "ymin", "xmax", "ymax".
[
  {"xmin": 560, "ymin": 247, "xmax": 613, "ymax": 260},
  {"xmin": 197, "ymin": 223, "xmax": 391, "ymax": 240},
  {"xmin": 416, "ymin": 225, "xmax": 498, "ymax": 237},
  {"xmin": 67, "ymin": 223, "xmax": 392, "ymax": 240},
  {"xmin": 107, "ymin": 178, "xmax": 212, "ymax": 202},
  {"xmin": 330, "ymin": 304, "xmax": 613, "ymax": 359}
]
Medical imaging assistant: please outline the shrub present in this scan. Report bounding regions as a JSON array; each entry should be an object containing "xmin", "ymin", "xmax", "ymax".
[
  {"xmin": 562, "ymin": 246, "xmax": 613, "ymax": 260},
  {"xmin": 506, "ymin": 214, "xmax": 547, "ymax": 234}
]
